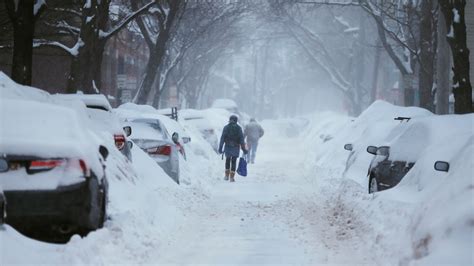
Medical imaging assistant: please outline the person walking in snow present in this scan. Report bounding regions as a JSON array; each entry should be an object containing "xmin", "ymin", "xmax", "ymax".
[
  {"xmin": 244, "ymin": 118, "xmax": 264, "ymax": 164},
  {"xmin": 219, "ymin": 115, "xmax": 248, "ymax": 182}
]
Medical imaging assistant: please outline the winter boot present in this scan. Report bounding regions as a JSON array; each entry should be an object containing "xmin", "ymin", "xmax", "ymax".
[
  {"xmin": 224, "ymin": 169, "xmax": 230, "ymax": 181},
  {"xmin": 230, "ymin": 171, "xmax": 236, "ymax": 182}
]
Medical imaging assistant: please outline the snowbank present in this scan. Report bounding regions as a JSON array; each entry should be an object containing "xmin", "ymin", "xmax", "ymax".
[
  {"xmin": 116, "ymin": 103, "xmax": 221, "ymax": 188},
  {"xmin": 0, "ymin": 73, "xmax": 207, "ymax": 264},
  {"xmin": 301, "ymin": 100, "xmax": 473, "ymax": 264}
]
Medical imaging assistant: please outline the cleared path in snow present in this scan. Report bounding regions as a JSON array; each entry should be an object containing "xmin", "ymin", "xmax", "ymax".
[{"xmin": 151, "ymin": 127, "xmax": 329, "ymax": 264}]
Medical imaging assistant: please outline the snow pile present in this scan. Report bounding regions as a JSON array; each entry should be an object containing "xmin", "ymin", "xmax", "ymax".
[
  {"xmin": 211, "ymin": 98, "xmax": 238, "ymax": 110},
  {"xmin": 0, "ymin": 73, "xmax": 198, "ymax": 264},
  {"xmin": 116, "ymin": 103, "xmax": 220, "ymax": 188},
  {"xmin": 301, "ymin": 100, "xmax": 473, "ymax": 264},
  {"xmin": 302, "ymin": 101, "xmax": 433, "ymax": 186}
]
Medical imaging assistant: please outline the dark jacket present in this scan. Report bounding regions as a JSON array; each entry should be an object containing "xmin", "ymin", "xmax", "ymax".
[{"xmin": 219, "ymin": 122, "xmax": 246, "ymax": 157}]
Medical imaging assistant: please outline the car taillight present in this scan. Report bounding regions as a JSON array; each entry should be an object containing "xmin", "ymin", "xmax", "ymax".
[
  {"xmin": 147, "ymin": 145, "xmax": 172, "ymax": 156},
  {"xmin": 79, "ymin": 159, "xmax": 89, "ymax": 176},
  {"xmin": 28, "ymin": 159, "xmax": 64, "ymax": 173},
  {"xmin": 114, "ymin": 134, "xmax": 126, "ymax": 150}
]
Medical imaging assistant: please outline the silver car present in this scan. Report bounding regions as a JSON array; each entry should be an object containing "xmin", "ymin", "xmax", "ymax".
[{"xmin": 128, "ymin": 118, "xmax": 180, "ymax": 184}]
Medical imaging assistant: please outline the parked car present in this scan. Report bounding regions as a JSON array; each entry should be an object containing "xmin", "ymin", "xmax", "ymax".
[
  {"xmin": 54, "ymin": 93, "xmax": 133, "ymax": 161},
  {"xmin": 180, "ymin": 110, "xmax": 219, "ymax": 152},
  {"xmin": 344, "ymin": 144, "xmax": 411, "ymax": 193},
  {"xmin": 211, "ymin": 98, "xmax": 239, "ymax": 114},
  {"xmin": 126, "ymin": 116, "xmax": 181, "ymax": 184},
  {"xmin": 0, "ymin": 99, "xmax": 109, "ymax": 237},
  {"xmin": 210, "ymin": 98, "xmax": 250, "ymax": 125},
  {"xmin": 365, "ymin": 145, "xmax": 415, "ymax": 193},
  {"xmin": 344, "ymin": 115, "xmax": 472, "ymax": 194}
]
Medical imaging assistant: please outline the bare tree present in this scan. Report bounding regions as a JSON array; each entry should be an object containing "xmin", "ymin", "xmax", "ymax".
[
  {"xmin": 439, "ymin": 0, "xmax": 472, "ymax": 114},
  {"xmin": 435, "ymin": 0, "xmax": 451, "ymax": 114},
  {"xmin": 5, "ymin": 0, "xmax": 46, "ymax": 85},
  {"xmin": 268, "ymin": 2, "xmax": 366, "ymax": 115},
  {"xmin": 131, "ymin": 0, "xmax": 184, "ymax": 104},
  {"xmin": 34, "ymin": 0, "xmax": 155, "ymax": 93},
  {"xmin": 163, "ymin": 1, "xmax": 248, "ymax": 108}
]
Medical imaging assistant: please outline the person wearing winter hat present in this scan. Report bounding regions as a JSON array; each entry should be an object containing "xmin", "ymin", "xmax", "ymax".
[{"xmin": 218, "ymin": 115, "xmax": 248, "ymax": 182}]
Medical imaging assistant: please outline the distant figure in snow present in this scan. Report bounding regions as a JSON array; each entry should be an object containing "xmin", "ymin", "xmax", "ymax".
[
  {"xmin": 244, "ymin": 118, "xmax": 264, "ymax": 164},
  {"xmin": 219, "ymin": 115, "xmax": 248, "ymax": 182}
]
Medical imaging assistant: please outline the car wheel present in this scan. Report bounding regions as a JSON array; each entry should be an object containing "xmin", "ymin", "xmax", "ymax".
[
  {"xmin": 0, "ymin": 201, "xmax": 4, "ymax": 225},
  {"xmin": 98, "ymin": 192, "xmax": 106, "ymax": 228},
  {"xmin": 369, "ymin": 176, "xmax": 379, "ymax": 194}
]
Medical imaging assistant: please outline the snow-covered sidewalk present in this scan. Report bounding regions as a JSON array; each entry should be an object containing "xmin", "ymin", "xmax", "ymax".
[
  {"xmin": 151, "ymin": 134, "xmax": 324, "ymax": 264},
  {"xmin": 144, "ymin": 121, "xmax": 382, "ymax": 265}
]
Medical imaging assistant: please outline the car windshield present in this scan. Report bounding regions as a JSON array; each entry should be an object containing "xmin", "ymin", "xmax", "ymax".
[
  {"xmin": 130, "ymin": 118, "xmax": 168, "ymax": 140},
  {"xmin": 86, "ymin": 105, "xmax": 109, "ymax": 112},
  {"xmin": 184, "ymin": 117, "xmax": 204, "ymax": 121}
]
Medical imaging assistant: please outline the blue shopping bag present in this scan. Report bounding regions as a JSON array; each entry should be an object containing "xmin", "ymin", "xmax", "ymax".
[{"xmin": 237, "ymin": 157, "xmax": 247, "ymax": 177}]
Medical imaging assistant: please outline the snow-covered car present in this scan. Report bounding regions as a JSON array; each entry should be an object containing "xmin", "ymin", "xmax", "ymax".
[
  {"xmin": 0, "ymin": 99, "xmax": 109, "ymax": 236},
  {"xmin": 364, "ymin": 145, "xmax": 415, "ymax": 193},
  {"xmin": 54, "ymin": 93, "xmax": 132, "ymax": 161},
  {"xmin": 158, "ymin": 111, "xmax": 192, "ymax": 145},
  {"xmin": 127, "ymin": 117, "xmax": 181, "ymax": 184},
  {"xmin": 210, "ymin": 98, "xmax": 250, "ymax": 125},
  {"xmin": 211, "ymin": 98, "xmax": 239, "ymax": 114},
  {"xmin": 358, "ymin": 115, "xmax": 473, "ymax": 193},
  {"xmin": 180, "ymin": 110, "xmax": 219, "ymax": 152}
]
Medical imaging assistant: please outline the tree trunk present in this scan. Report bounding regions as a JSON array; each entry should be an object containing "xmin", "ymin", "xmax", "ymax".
[
  {"xmin": 67, "ymin": 0, "xmax": 100, "ymax": 94},
  {"xmin": 402, "ymin": 73, "xmax": 416, "ymax": 106},
  {"xmin": 419, "ymin": 0, "xmax": 436, "ymax": 111},
  {"xmin": 136, "ymin": 49, "xmax": 160, "ymax": 104},
  {"xmin": 135, "ymin": 1, "xmax": 182, "ymax": 105},
  {"xmin": 6, "ymin": 0, "xmax": 35, "ymax": 86},
  {"xmin": 370, "ymin": 45, "xmax": 382, "ymax": 103},
  {"xmin": 436, "ymin": 5, "xmax": 451, "ymax": 114},
  {"xmin": 439, "ymin": 0, "xmax": 473, "ymax": 114},
  {"xmin": 136, "ymin": 24, "xmax": 171, "ymax": 105},
  {"xmin": 93, "ymin": 40, "xmax": 107, "ymax": 91}
]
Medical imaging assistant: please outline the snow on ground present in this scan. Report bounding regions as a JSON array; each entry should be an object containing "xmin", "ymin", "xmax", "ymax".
[{"xmin": 1, "ymin": 84, "xmax": 473, "ymax": 265}]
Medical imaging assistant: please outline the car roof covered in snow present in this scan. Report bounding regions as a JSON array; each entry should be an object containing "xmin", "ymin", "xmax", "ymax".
[
  {"xmin": 54, "ymin": 93, "xmax": 112, "ymax": 111},
  {"xmin": 211, "ymin": 98, "xmax": 238, "ymax": 110},
  {"xmin": 384, "ymin": 114, "xmax": 474, "ymax": 162},
  {"xmin": 0, "ymin": 99, "xmax": 98, "ymax": 160}
]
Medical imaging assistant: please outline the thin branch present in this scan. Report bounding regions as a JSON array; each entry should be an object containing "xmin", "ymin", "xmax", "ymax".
[{"xmin": 101, "ymin": 1, "xmax": 155, "ymax": 40}]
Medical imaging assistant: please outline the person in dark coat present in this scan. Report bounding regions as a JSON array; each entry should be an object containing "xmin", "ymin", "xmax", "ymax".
[
  {"xmin": 218, "ymin": 115, "xmax": 248, "ymax": 182},
  {"xmin": 244, "ymin": 118, "xmax": 264, "ymax": 164}
]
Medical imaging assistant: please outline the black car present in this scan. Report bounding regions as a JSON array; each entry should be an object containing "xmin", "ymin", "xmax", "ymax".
[
  {"xmin": 365, "ymin": 145, "xmax": 415, "ymax": 193},
  {"xmin": 0, "ymin": 149, "xmax": 109, "ymax": 237},
  {"xmin": 343, "ymin": 144, "xmax": 415, "ymax": 193},
  {"xmin": 0, "ymin": 99, "xmax": 110, "ymax": 240}
]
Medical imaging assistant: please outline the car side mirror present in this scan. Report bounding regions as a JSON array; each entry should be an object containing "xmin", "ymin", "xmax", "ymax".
[
  {"xmin": 0, "ymin": 158, "xmax": 8, "ymax": 173},
  {"xmin": 127, "ymin": 141, "xmax": 133, "ymax": 149},
  {"xmin": 123, "ymin": 126, "xmax": 132, "ymax": 137},
  {"xmin": 367, "ymin": 146, "xmax": 377, "ymax": 155},
  {"xmin": 99, "ymin": 145, "xmax": 109, "ymax": 160},
  {"xmin": 434, "ymin": 161, "xmax": 449, "ymax": 172},
  {"xmin": 172, "ymin": 132, "xmax": 179, "ymax": 144},
  {"xmin": 344, "ymin": 144, "xmax": 353, "ymax": 151}
]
